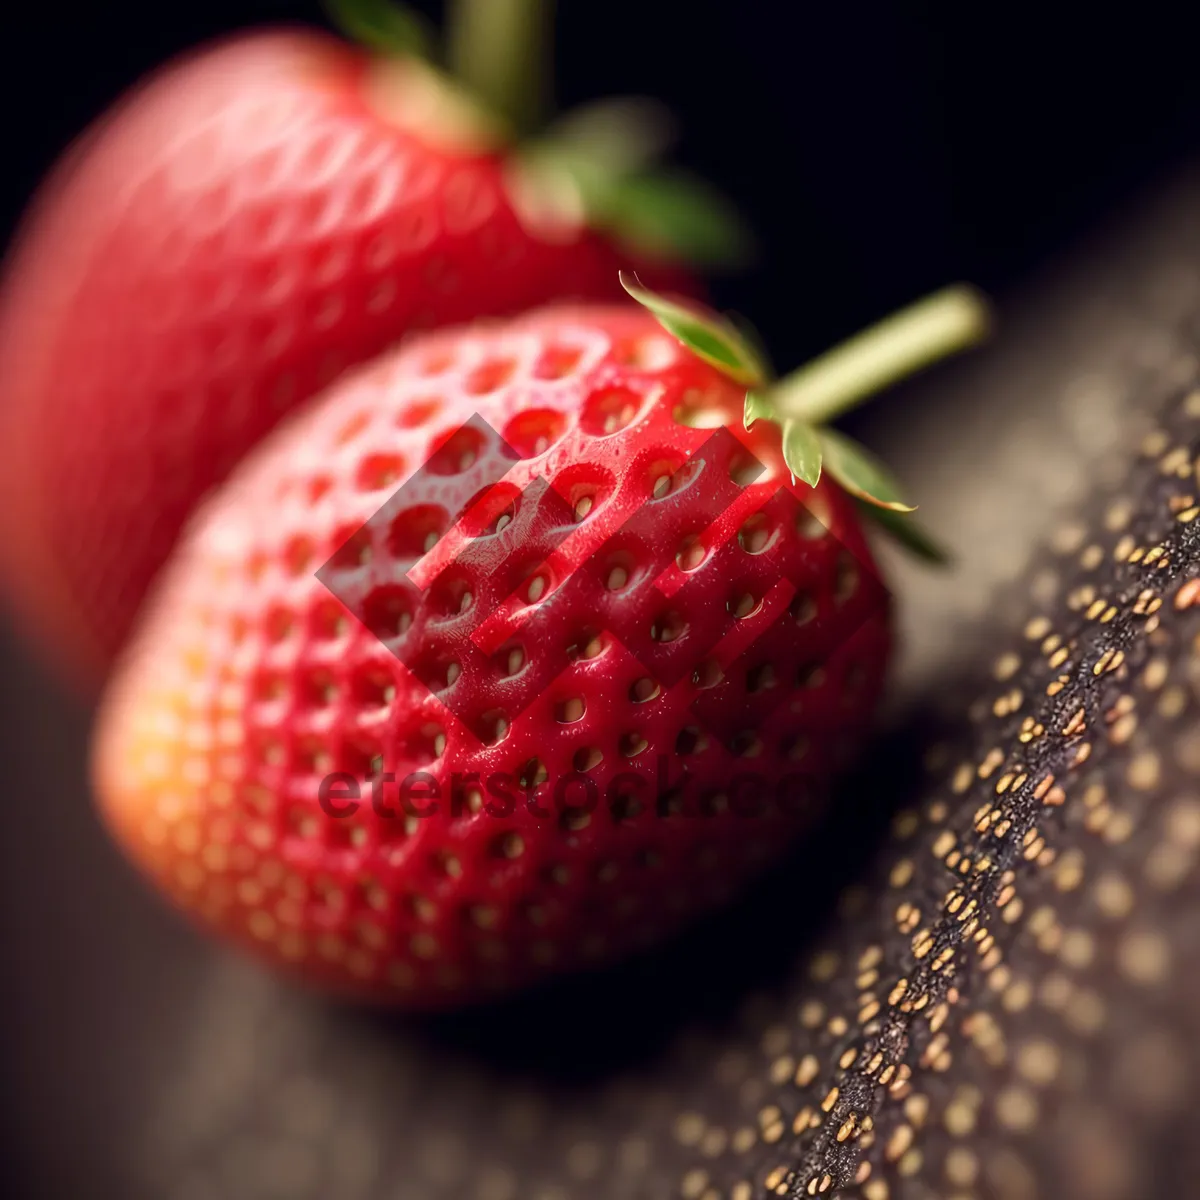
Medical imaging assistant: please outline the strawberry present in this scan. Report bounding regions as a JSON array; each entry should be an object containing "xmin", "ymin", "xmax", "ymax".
[
  {"xmin": 0, "ymin": 0, "xmax": 740, "ymax": 685},
  {"xmin": 91, "ymin": 281, "xmax": 988, "ymax": 1006}
]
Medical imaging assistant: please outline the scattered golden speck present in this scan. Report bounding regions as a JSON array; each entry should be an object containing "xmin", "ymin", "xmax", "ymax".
[
  {"xmin": 993, "ymin": 651, "xmax": 1020, "ymax": 680},
  {"xmin": 945, "ymin": 1146, "xmax": 980, "ymax": 1187},
  {"xmin": 995, "ymin": 1085, "xmax": 1038, "ymax": 1132},
  {"xmin": 794, "ymin": 1054, "xmax": 820, "ymax": 1087},
  {"xmin": 673, "ymin": 1113, "xmax": 705, "ymax": 1147},
  {"xmin": 885, "ymin": 1124, "xmax": 913, "ymax": 1161},
  {"xmin": 1064, "ymin": 988, "xmax": 1106, "ymax": 1035},
  {"xmin": 768, "ymin": 1055, "xmax": 794, "ymax": 1086},
  {"xmin": 932, "ymin": 830, "xmax": 956, "ymax": 859},
  {"xmin": 1166, "ymin": 798, "xmax": 1200, "ymax": 846},
  {"xmin": 1174, "ymin": 577, "xmax": 1200, "ymax": 609},
  {"xmin": 943, "ymin": 1098, "xmax": 976, "ymax": 1137},
  {"xmin": 1144, "ymin": 841, "xmax": 1192, "ymax": 889},
  {"xmin": 1117, "ymin": 929, "xmax": 1170, "ymax": 985},
  {"xmin": 1127, "ymin": 750, "xmax": 1162, "ymax": 790},
  {"xmin": 1024, "ymin": 616, "xmax": 1051, "ymax": 640},
  {"xmin": 1016, "ymin": 1038, "xmax": 1062, "ymax": 1086}
]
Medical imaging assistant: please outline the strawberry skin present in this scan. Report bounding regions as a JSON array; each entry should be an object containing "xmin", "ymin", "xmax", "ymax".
[
  {"xmin": 0, "ymin": 30, "xmax": 686, "ymax": 683},
  {"xmin": 92, "ymin": 305, "xmax": 891, "ymax": 1007}
]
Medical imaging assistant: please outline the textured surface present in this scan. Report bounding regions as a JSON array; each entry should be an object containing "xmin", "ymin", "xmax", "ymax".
[
  {"xmin": 10, "ymin": 173, "xmax": 1200, "ymax": 1198},
  {"xmin": 0, "ymin": 30, "xmax": 672, "ymax": 680},
  {"xmin": 93, "ymin": 305, "xmax": 888, "ymax": 1004}
]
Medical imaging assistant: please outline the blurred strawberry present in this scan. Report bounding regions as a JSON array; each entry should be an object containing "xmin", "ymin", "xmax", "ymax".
[
  {"xmin": 0, "ymin": 0, "xmax": 744, "ymax": 684},
  {"xmin": 92, "ymin": 282, "xmax": 985, "ymax": 1006}
]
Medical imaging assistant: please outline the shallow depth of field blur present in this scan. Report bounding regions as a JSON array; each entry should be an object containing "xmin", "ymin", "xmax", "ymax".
[{"xmin": 4, "ymin": 1, "xmax": 1200, "ymax": 1196}]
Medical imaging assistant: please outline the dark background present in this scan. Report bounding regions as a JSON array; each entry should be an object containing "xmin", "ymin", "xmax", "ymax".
[
  {"xmin": 5, "ymin": 1, "xmax": 1200, "ymax": 358},
  {"xmin": 3, "ymin": 1, "xmax": 1200, "ymax": 1196}
]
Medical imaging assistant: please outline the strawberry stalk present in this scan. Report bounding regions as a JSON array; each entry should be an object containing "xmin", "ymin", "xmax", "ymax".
[
  {"xmin": 622, "ymin": 275, "xmax": 994, "ymax": 561},
  {"xmin": 446, "ymin": 0, "xmax": 553, "ymax": 136},
  {"xmin": 769, "ymin": 286, "xmax": 990, "ymax": 426}
]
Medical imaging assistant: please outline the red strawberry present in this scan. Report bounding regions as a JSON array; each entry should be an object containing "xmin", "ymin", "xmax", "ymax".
[
  {"xmin": 0, "ymin": 2, "xmax": 737, "ymax": 685},
  {"xmin": 91, "ymin": 282, "xmax": 987, "ymax": 1006}
]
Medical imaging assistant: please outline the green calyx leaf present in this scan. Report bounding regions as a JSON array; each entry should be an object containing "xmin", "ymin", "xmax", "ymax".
[
  {"xmin": 591, "ymin": 171, "xmax": 754, "ymax": 268},
  {"xmin": 781, "ymin": 419, "xmax": 823, "ymax": 488},
  {"xmin": 743, "ymin": 390, "xmax": 775, "ymax": 429},
  {"xmin": 819, "ymin": 428, "xmax": 915, "ymax": 512},
  {"xmin": 620, "ymin": 274, "xmax": 768, "ymax": 386},
  {"xmin": 323, "ymin": 0, "xmax": 435, "ymax": 58},
  {"xmin": 518, "ymin": 106, "xmax": 750, "ymax": 268},
  {"xmin": 745, "ymin": 397, "xmax": 821, "ymax": 486},
  {"xmin": 648, "ymin": 282, "xmax": 990, "ymax": 565},
  {"xmin": 531, "ymin": 97, "xmax": 676, "ymax": 179},
  {"xmin": 857, "ymin": 503, "xmax": 951, "ymax": 565},
  {"xmin": 728, "ymin": 313, "xmax": 775, "ymax": 379}
]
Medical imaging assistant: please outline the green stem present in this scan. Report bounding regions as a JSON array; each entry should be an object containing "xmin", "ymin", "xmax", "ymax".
[
  {"xmin": 446, "ymin": 0, "xmax": 554, "ymax": 135},
  {"xmin": 770, "ymin": 285, "xmax": 992, "ymax": 425}
]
